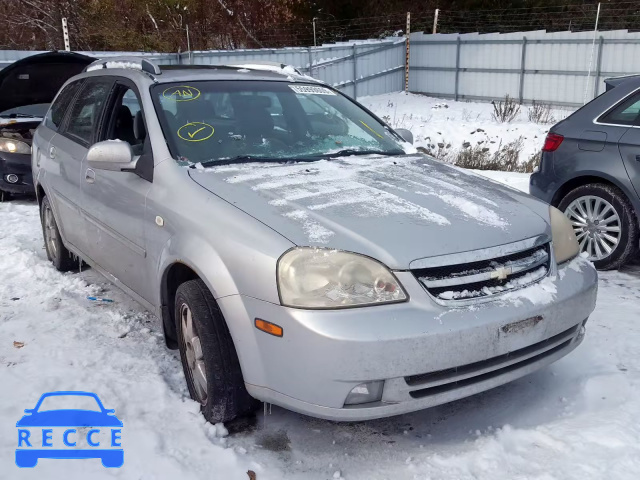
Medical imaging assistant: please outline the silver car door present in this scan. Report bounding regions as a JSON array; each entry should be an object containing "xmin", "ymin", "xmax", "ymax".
[
  {"xmin": 52, "ymin": 78, "xmax": 113, "ymax": 255},
  {"xmin": 80, "ymin": 80, "xmax": 154, "ymax": 303},
  {"xmin": 37, "ymin": 79, "xmax": 87, "ymax": 251}
]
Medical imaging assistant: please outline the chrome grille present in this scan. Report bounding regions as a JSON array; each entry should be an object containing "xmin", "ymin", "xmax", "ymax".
[{"xmin": 413, "ymin": 243, "xmax": 551, "ymax": 302}]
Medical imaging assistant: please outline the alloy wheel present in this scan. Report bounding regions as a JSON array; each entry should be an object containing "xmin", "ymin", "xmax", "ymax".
[
  {"xmin": 43, "ymin": 204, "xmax": 58, "ymax": 262},
  {"xmin": 180, "ymin": 303, "xmax": 208, "ymax": 404},
  {"xmin": 564, "ymin": 195, "xmax": 621, "ymax": 261}
]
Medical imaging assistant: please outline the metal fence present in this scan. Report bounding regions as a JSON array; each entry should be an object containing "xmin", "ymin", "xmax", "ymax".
[
  {"xmin": 409, "ymin": 30, "xmax": 640, "ymax": 107},
  {"xmin": 0, "ymin": 38, "xmax": 406, "ymax": 101},
  {"xmin": 3, "ymin": 29, "xmax": 640, "ymax": 107}
]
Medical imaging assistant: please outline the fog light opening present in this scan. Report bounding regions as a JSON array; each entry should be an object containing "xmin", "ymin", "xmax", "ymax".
[
  {"xmin": 344, "ymin": 381, "xmax": 384, "ymax": 405},
  {"xmin": 5, "ymin": 174, "xmax": 19, "ymax": 184}
]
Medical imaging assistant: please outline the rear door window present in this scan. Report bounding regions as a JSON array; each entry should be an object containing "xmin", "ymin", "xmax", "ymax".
[
  {"xmin": 598, "ymin": 91, "xmax": 640, "ymax": 126},
  {"xmin": 63, "ymin": 79, "xmax": 112, "ymax": 145},
  {"xmin": 44, "ymin": 80, "xmax": 83, "ymax": 131}
]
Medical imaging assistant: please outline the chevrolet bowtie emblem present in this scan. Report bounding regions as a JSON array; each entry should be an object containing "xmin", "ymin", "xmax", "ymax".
[{"xmin": 490, "ymin": 266, "xmax": 513, "ymax": 280}]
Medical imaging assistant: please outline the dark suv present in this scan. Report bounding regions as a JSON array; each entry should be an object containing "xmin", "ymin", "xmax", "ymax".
[
  {"xmin": 0, "ymin": 52, "xmax": 93, "ymax": 201},
  {"xmin": 530, "ymin": 75, "xmax": 640, "ymax": 270}
]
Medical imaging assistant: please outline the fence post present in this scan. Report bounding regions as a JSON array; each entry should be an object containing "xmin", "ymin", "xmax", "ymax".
[
  {"xmin": 593, "ymin": 36, "xmax": 604, "ymax": 99},
  {"xmin": 353, "ymin": 44, "xmax": 358, "ymax": 100},
  {"xmin": 518, "ymin": 36, "xmax": 527, "ymax": 104},
  {"xmin": 405, "ymin": 12, "xmax": 411, "ymax": 93},
  {"xmin": 454, "ymin": 36, "xmax": 461, "ymax": 101},
  {"xmin": 308, "ymin": 46, "xmax": 314, "ymax": 78},
  {"xmin": 61, "ymin": 17, "xmax": 70, "ymax": 51},
  {"xmin": 432, "ymin": 9, "xmax": 439, "ymax": 34}
]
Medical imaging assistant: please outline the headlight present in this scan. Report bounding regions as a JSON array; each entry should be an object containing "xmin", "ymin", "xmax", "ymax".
[
  {"xmin": 0, "ymin": 138, "xmax": 31, "ymax": 154},
  {"xmin": 277, "ymin": 248, "xmax": 407, "ymax": 309},
  {"xmin": 550, "ymin": 206, "xmax": 579, "ymax": 264}
]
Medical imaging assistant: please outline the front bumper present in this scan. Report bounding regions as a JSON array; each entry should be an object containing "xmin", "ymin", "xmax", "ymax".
[
  {"xmin": 221, "ymin": 256, "xmax": 597, "ymax": 421},
  {"xmin": 0, "ymin": 152, "xmax": 34, "ymax": 194}
]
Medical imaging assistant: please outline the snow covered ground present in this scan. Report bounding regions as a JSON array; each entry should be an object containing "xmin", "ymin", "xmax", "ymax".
[
  {"xmin": 1, "ymin": 177, "xmax": 639, "ymax": 479},
  {"xmin": 1, "ymin": 95, "xmax": 639, "ymax": 479},
  {"xmin": 360, "ymin": 92, "xmax": 573, "ymax": 165}
]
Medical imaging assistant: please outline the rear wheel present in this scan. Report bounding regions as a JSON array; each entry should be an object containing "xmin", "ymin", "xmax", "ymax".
[
  {"xmin": 0, "ymin": 190, "xmax": 10, "ymax": 203},
  {"xmin": 559, "ymin": 183, "xmax": 638, "ymax": 270},
  {"xmin": 40, "ymin": 196, "xmax": 76, "ymax": 272},
  {"xmin": 175, "ymin": 279, "xmax": 257, "ymax": 424}
]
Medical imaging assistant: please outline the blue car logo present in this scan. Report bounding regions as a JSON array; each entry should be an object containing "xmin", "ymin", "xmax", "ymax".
[{"xmin": 16, "ymin": 391, "xmax": 123, "ymax": 468}]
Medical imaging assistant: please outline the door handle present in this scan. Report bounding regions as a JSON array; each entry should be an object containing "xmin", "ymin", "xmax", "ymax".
[
  {"xmin": 49, "ymin": 146, "xmax": 56, "ymax": 159},
  {"xmin": 85, "ymin": 168, "xmax": 96, "ymax": 184},
  {"xmin": 635, "ymin": 155, "xmax": 640, "ymax": 162}
]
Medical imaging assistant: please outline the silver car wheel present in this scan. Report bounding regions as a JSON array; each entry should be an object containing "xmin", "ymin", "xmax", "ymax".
[
  {"xmin": 43, "ymin": 204, "xmax": 58, "ymax": 262},
  {"xmin": 180, "ymin": 303, "xmax": 208, "ymax": 404},
  {"xmin": 565, "ymin": 195, "xmax": 621, "ymax": 261}
]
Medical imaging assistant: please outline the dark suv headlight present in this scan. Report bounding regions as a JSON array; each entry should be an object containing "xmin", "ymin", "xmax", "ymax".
[{"xmin": 0, "ymin": 138, "xmax": 31, "ymax": 154}]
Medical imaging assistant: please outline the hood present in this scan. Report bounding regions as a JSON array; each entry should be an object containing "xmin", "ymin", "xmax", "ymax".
[
  {"xmin": 0, "ymin": 119, "xmax": 41, "ymax": 143},
  {"xmin": 189, "ymin": 155, "xmax": 551, "ymax": 269},
  {"xmin": 0, "ymin": 51, "xmax": 94, "ymax": 114}
]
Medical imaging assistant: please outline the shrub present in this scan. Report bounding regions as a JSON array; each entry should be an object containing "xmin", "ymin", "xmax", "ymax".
[
  {"xmin": 522, "ymin": 150, "xmax": 542, "ymax": 173},
  {"xmin": 432, "ymin": 136, "xmax": 526, "ymax": 172},
  {"xmin": 527, "ymin": 101, "xmax": 555, "ymax": 124},
  {"xmin": 491, "ymin": 95, "xmax": 521, "ymax": 123}
]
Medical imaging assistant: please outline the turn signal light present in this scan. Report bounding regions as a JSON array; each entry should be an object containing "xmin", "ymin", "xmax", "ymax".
[
  {"xmin": 255, "ymin": 318, "xmax": 283, "ymax": 337},
  {"xmin": 542, "ymin": 133, "xmax": 564, "ymax": 152}
]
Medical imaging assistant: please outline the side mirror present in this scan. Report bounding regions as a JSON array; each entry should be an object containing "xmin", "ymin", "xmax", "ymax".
[
  {"xmin": 395, "ymin": 128, "xmax": 414, "ymax": 145},
  {"xmin": 87, "ymin": 140, "xmax": 137, "ymax": 172}
]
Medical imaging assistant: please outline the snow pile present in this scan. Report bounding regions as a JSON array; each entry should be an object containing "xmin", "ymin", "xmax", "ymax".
[
  {"xmin": 87, "ymin": 61, "xmax": 143, "ymax": 72},
  {"xmin": 360, "ymin": 92, "xmax": 573, "ymax": 167}
]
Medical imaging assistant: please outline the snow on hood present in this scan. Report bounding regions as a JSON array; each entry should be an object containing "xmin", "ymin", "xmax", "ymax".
[{"xmin": 188, "ymin": 154, "xmax": 551, "ymax": 269}]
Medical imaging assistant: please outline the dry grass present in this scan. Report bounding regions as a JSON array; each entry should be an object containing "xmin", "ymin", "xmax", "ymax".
[
  {"xmin": 491, "ymin": 95, "xmax": 521, "ymax": 123},
  {"xmin": 527, "ymin": 101, "xmax": 556, "ymax": 124}
]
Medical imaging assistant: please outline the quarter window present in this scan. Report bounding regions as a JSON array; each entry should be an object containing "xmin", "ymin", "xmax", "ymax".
[
  {"xmin": 598, "ymin": 92, "xmax": 640, "ymax": 126},
  {"xmin": 44, "ymin": 80, "xmax": 83, "ymax": 131},
  {"xmin": 65, "ymin": 79, "xmax": 111, "ymax": 145}
]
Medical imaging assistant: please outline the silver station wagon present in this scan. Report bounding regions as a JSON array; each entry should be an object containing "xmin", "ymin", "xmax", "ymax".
[{"xmin": 32, "ymin": 58, "xmax": 598, "ymax": 424}]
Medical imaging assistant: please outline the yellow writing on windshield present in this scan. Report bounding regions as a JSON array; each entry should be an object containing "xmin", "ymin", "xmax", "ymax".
[
  {"xmin": 162, "ymin": 85, "xmax": 201, "ymax": 102},
  {"xmin": 177, "ymin": 122, "xmax": 214, "ymax": 142}
]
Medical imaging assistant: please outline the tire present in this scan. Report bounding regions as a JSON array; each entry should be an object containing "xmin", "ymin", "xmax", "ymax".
[
  {"xmin": 40, "ymin": 195, "xmax": 77, "ymax": 272},
  {"xmin": 175, "ymin": 279, "xmax": 257, "ymax": 424},
  {"xmin": 0, "ymin": 190, "xmax": 10, "ymax": 203},
  {"xmin": 559, "ymin": 183, "xmax": 639, "ymax": 270}
]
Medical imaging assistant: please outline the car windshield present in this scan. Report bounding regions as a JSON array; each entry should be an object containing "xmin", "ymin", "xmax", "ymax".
[
  {"xmin": 0, "ymin": 103, "xmax": 49, "ymax": 118},
  {"xmin": 36, "ymin": 394, "xmax": 102, "ymax": 412},
  {"xmin": 152, "ymin": 80, "xmax": 406, "ymax": 165}
]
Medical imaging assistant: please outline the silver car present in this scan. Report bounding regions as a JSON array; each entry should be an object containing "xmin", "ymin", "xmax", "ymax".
[{"xmin": 32, "ymin": 58, "xmax": 598, "ymax": 424}]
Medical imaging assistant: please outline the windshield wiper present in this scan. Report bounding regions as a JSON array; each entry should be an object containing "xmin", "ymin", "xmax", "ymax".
[
  {"xmin": 316, "ymin": 149, "xmax": 404, "ymax": 158},
  {"xmin": 194, "ymin": 156, "xmax": 296, "ymax": 168}
]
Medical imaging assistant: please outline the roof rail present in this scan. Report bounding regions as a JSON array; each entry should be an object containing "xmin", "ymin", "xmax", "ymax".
[{"xmin": 85, "ymin": 56, "xmax": 162, "ymax": 75}]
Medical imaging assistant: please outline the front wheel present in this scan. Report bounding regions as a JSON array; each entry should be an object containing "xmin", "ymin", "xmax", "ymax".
[
  {"xmin": 175, "ymin": 279, "xmax": 257, "ymax": 424},
  {"xmin": 559, "ymin": 183, "xmax": 639, "ymax": 270}
]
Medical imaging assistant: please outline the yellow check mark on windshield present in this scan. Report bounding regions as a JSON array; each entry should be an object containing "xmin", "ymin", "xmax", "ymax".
[{"xmin": 188, "ymin": 127, "xmax": 206, "ymax": 138}]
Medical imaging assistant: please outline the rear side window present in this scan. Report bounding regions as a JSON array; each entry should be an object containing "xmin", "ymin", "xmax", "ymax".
[
  {"xmin": 64, "ymin": 79, "xmax": 112, "ymax": 145},
  {"xmin": 598, "ymin": 91, "xmax": 640, "ymax": 126},
  {"xmin": 44, "ymin": 80, "xmax": 82, "ymax": 131}
]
